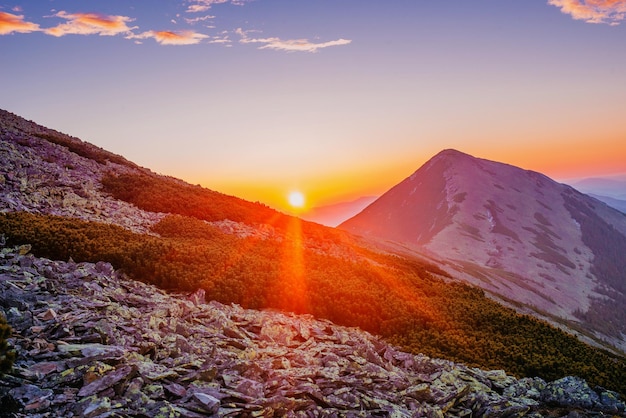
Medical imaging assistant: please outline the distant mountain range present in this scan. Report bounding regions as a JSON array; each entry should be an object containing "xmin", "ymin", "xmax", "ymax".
[
  {"xmin": 570, "ymin": 176, "xmax": 626, "ymax": 200},
  {"xmin": 303, "ymin": 196, "xmax": 377, "ymax": 227},
  {"xmin": 566, "ymin": 176, "xmax": 626, "ymax": 214},
  {"xmin": 341, "ymin": 149, "xmax": 626, "ymax": 353}
]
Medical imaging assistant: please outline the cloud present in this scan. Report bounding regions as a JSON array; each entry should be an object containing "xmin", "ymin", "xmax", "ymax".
[
  {"xmin": 187, "ymin": 4, "xmax": 212, "ymax": 13},
  {"xmin": 0, "ymin": 12, "xmax": 40, "ymax": 35},
  {"xmin": 186, "ymin": 0, "xmax": 248, "ymax": 13},
  {"xmin": 185, "ymin": 14, "xmax": 216, "ymax": 25},
  {"xmin": 548, "ymin": 0, "xmax": 626, "ymax": 25},
  {"xmin": 132, "ymin": 30, "xmax": 210, "ymax": 45},
  {"xmin": 236, "ymin": 28, "xmax": 352, "ymax": 52},
  {"xmin": 45, "ymin": 11, "xmax": 137, "ymax": 37}
]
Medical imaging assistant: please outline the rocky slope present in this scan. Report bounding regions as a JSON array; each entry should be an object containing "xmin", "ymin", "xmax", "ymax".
[
  {"xmin": 1, "ymin": 245, "xmax": 624, "ymax": 417},
  {"xmin": 0, "ymin": 109, "xmax": 165, "ymax": 234},
  {"xmin": 1, "ymin": 109, "xmax": 626, "ymax": 416},
  {"xmin": 340, "ymin": 149, "xmax": 626, "ymax": 353}
]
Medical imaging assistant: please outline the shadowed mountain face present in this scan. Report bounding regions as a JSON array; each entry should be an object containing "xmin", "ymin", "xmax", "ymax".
[{"xmin": 341, "ymin": 149, "xmax": 626, "ymax": 352}]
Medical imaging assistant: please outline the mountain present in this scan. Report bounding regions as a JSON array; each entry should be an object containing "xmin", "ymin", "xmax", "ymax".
[
  {"xmin": 2, "ymin": 110, "xmax": 626, "ymax": 412},
  {"xmin": 566, "ymin": 176, "xmax": 626, "ymax": 213},
  {"xmin": 340, "ymin": 149, "xmax": 626, "ymax": 353},
  {"xmin": 588, "ymin": 193, "xmax": 626, "ymax": 214},
  {"xmin": 302, "ymin": 196, "xmax": 377, "ymax": 227},
  {"xmin": 570, "ymin": 176, "xmax": 626, "ymax": 201}
]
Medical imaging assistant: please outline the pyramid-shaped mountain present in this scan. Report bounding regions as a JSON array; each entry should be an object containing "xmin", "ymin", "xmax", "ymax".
[{"xmin": 341, "ymin": 149, "xmax": 626, "ymax": 352}]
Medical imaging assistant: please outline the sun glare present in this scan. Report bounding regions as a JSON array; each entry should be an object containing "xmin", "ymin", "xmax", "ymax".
[{"xmin": 288, "ymin": 191, "xmax": 305, "ymax": 209}]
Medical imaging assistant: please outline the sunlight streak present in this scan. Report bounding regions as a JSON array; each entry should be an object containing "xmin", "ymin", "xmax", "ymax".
[{"xmin": 277, "ymin": 216, "xmax": 310, "ymax": 313}]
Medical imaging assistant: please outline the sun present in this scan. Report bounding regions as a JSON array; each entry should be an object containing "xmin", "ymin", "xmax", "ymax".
[{"xmin": 288, "ymin": 191, "xmax": 306, "ymax": 209}]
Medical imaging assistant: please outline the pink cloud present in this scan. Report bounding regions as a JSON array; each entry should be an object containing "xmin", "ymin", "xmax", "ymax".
[
  {"xmin": 132, "ymin": 30, "xmax": 209, "ymax": 45},
  {"xmin": 185, "ymin": 14, "xmax": 216, "ymax": 25},
  {"xmin": 0, "ymin": 11, "xmax": 40, "ymax": 35},
  {"xmin": 187, "ymin": 4, "xmax": 212, "ymax": 13},
  {"xmin": 548, "ymin": 0, "xmax": 626, "ymax": 25},
  {"xmin": 236, "ymin": 28, "xmax": 352, "ymax": 53},
  {"xmin": 45, "ymin": 11, "xmax": 136, "ymax": 37},
  {"xmin": 186, "ymin": 0, "xmax": 249, "ymax": 13}
]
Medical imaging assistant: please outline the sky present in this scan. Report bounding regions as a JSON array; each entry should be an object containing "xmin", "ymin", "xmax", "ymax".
[{"xmin": 1, "ymin": 0, "xmax": 626, "ymax": 213}]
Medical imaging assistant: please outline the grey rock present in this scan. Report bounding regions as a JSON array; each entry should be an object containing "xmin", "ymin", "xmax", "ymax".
[
  {"xmin": 541, "ymin": 376, "xmax": 599, "ymax": 410},
  {"xmin": 192, "ymin": 392, "xmax": 220, "ymax": 413},
  {"xmin": 77, "ymin": 364, "xmax": 134, "ymax": 397},
  {"xmin": 0, "ymin": 244, "xmax": 624, "ymax": 418}
]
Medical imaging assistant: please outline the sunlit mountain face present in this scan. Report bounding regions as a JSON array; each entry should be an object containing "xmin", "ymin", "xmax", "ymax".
[{"xmin": 341, "ymin": 149, "xmax": 626, "ymax": 354}]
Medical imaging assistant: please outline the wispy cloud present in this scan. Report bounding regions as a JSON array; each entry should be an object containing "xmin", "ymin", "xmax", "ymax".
[
  {"xmin": 185, "ymin": 14, "xmax": 216, "ymax": 25},
  {"xmin": 548, "ymin": 0, "xmax": 626, "ymax": 25},
  {"xmin": 0, "ymin": 12, "xmax": 40, "ymax": 35},
  {"xmin": 1, "ymin": 3, "xmax": 349, "ymax": 52},
  {"xmin": 236, "ymin": 28, "xmax": 352, "ymax": 52},
  {"xmin": 186, "ymin": 0, "xmax": 249, "ymax": 13},
  {"xmin": 132, "ymin": 30, "xmax": 210, "ymax": 45},
  {"xmin": 45, "ymin": 11, "xmax": 137, "ymax": 37}
]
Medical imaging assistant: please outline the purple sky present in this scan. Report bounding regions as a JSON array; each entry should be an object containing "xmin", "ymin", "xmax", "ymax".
[{"xmin": 2, "ymin": 0, "xmax": 626, "ymax": 210}]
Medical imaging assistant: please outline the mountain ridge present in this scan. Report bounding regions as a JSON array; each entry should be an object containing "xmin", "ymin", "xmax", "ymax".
[{"xmin": 340, "ymin": 149, "xmax": 626, "ymax": 354}]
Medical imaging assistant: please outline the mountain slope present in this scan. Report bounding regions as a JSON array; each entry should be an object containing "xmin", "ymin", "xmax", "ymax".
[
  {"xmin": 2, "ymin": 110, "xmax": 626, "ymax": 400},
  {"xmin": 4, "ymin": 245, "xmax": 624, "ymax": 416},
  {"xmin": 340, "ymin": 149, "xmax": 626, "ymax": 353}
]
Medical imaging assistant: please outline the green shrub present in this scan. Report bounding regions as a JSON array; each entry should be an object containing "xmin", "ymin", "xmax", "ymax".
[
  {"xmin": 0, "ymin": 316, "xmax": 15, "ymax": 376},
  {"xmin": 1, "ymin": 211, "xmax": 625, "ymax": 395}
]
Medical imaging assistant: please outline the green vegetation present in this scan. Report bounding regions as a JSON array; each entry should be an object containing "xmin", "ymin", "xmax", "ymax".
[
  {"xmin": 1, "ymin": 210, "xmax": 625, "ymax": 395},
  {"xmin": 33, "ymin": 132, "xmax": 137, "ymax": 168},
  {"xmin": 101, "ymin": 172, "xmax": 281, "ymax": 226},
  {"xmin": 0, "ymin": 316, "xmax": 15, "ymax": 376}
]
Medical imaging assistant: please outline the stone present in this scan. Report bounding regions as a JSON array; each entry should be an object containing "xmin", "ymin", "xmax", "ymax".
[
  {"xmin": 187, "ymin": 289, "xmax": 205, "ymax": 306},
  {"xmin": 18, "ymin": 244, "xmax": 31, "ymax": 255},
  {"xmin": 540, "ymin": 376, "xmax": 599, "ymax": 410},
  {"xmin": 0, "ymin": 244, "xmax": 624, "ymax": 418},
  {"xmin": 77, "ymin": 365, "xmax": 134, "ymax": 397},
  {"xmin": 192, "ymin": 392, "xmax": 220, "ymax": 413},
  {"xmin": 9, "ymin": 384, "xmax": 54, "ymax": 412}
]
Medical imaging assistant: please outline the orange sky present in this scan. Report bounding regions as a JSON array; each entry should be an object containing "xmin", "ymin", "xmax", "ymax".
[{"xmin": 2, "ymin": 1, "xmax": 626, "ymax": 213}]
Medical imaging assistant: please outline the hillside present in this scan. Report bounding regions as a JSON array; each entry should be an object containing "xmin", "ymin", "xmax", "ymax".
[
  {"xmin": 340, "ymin": 149, "xmax": 626, "ymax": 354},
  {"xmin": 4, "ymin": 245, "xmax": 624, "ymax": 416},
  {"xmin": 1, "ymin": 109, "xmax": 626, "ymax": 414}
]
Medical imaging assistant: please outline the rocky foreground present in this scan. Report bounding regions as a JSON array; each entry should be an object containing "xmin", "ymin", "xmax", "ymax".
[{"xmin": 0, "ymin": 245, "xmax": 624, "ymax": 417}]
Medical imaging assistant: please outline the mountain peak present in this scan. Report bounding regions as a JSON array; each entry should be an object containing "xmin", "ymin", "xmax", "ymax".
[
  {"xmin": 434, "ymin": 148, "xmax": 473, "ymax": 159},
  {"xmin": 341, "ymin": 149, "xmax": 626, "ymax": 353}
]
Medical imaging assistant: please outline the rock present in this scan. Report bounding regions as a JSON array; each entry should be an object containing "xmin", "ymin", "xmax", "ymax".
[
  {"xmin": 596, "ymin": 387, "xmax": 626, "ymax": 414},
  {"xmin": 540, "ymin": 376, "xmax": 599, "ymax": 410},
  {"xmin": 36, "ymin": 308, "xmax": 57, "ymax": 321},
  {"xmin": 77, "ymin": 364, "xmax": 134, "ymax": 397},
  {"xmin": 0, "ymin": 245, "xmax": 624, "ymax": 417},
  {"xmin": 17, "ymin": 244, "xmax": 31, "ymax": 255},
  {"xmin": 187, "ymin": 288, "xmax": 205, "ymax": 306},
  {"xmin": 192, "ymin": 392, "xmax": 220, "ymax": 413}
]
